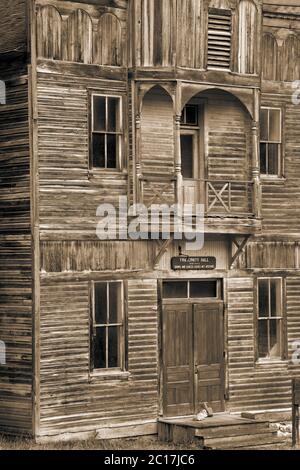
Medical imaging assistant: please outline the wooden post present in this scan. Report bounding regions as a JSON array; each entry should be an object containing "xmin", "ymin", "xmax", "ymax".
[
  {"xmin": 135, "ymin": 111, "xmax": 142, "ymax": 205},
  {"xmin": 292, "ymin": 379, "xmax": 300, "ymax": 448},
  {"xmin": 252, "ymin": 88, "xmax": 261, "ymax": 219},
  {"xmin": 175, "ymin": 114, "xmax": 183, "ymax": 205}
]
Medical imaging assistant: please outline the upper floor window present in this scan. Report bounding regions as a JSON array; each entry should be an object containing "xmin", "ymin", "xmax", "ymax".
[
  {"xmin": 260, "ymin": 108, "xmax": 282, "ymax": 177},
  {"xmin": 257, "ymin": 278, "xmax": 284, "ymax": 361},
  {"xmin": 207, "ymin": 8, "xmax": 232, "ymax": 70},
  {"xmin": 91, "ymin": 281, "xmax": 125, "ymax": 371},
  {"xmin": 180, "ymin": 104, "xmax": 200, "ymax": 180},
  {"xmin": 91, "ymin": 95, "xmax": 123, "ymax": 169}
]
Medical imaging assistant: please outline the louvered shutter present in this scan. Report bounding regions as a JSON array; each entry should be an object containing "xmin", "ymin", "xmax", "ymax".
[{"xmin": 207, "ymin": 8, "xmax": 232, "ymax": 70}]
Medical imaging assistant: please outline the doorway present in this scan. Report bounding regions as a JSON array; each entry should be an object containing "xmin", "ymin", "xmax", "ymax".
[{"xmin": 161, "ymin": 280, "xmax": 225, "ymax": 417}]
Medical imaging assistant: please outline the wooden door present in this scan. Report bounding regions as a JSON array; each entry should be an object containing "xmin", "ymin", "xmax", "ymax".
[
  {"xmin": 194, "ymin": 303, "xmax": 225, "ymax": 413},
  {"xmin": 162, "ymin": 304, "xmax": 194, "ymax": 417}
]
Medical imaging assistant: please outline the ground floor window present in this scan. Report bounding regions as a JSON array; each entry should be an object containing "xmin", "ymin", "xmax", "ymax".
[
  {"xmin": 162, "ymin": 279, "xmax": 221, "ymax": 300},
  {"xmin": 91, "ymin": 281, "xmax": 124, "ymax": 371},
  {"xmin": 257, "ymin": 277, "xmax": 284, "ymax": 360}
]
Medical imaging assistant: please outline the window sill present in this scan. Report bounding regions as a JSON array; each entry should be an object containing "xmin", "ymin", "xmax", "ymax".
[
  {"xmin": 260, "ymin": 176, "xmax": 286, "ymax": 184},
  {"xmin": 89, "ymin": 370, "xmax": 131, "ymax": 382},
  {"xmin": 88, "ymin": 169, "xmax": 127, "ymax": 177}
]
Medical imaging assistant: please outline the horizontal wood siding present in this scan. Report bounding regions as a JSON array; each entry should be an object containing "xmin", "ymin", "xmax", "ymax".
[
  {"xmin": 36, "ymin": 70, "xmax": 128, "ymax": 234},
  {"xmin": 0, "ymin": 78, "xmax": 32, "ymax": 435},
  {"xmin": 38, "ymin": 278, "xmax": 158, "ymax": 437},
  {"xmin": 0, "ymin": 0, "xmax": 27, "ymax": 55},
  {"xmin": 227, "ymin": 277, "xmax": 291, "ymax": 411}
]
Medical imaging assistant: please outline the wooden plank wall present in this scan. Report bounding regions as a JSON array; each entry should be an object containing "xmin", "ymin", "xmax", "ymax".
[
  {"xmin": 0, "ymin": 77, "xmax": 33, "ymax": 435},
  {"xmin": 38, "ymin": 277, "xmax": 158, "ymax": 437},
  {"xmin": 227, "ymin": 277, "xmax": 292, "ymax": 411},
  {"xmin": 0, "ymin": 0, "xmax": 27, "ymax": 55},
  {"xmin": 36, "ymin": 70, "xmax": 128, "ymax": 235}
]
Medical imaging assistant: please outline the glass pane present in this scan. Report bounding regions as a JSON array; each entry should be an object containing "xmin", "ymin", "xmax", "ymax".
[
  {"xmin": 92, "ymin": 134, "xmax": 106, "ymax": 168},
  {"xmin": 109, "ymin": 283, "xmax": 122, "ymax": 324},
  {"xmin": 93, "ymin": 96, "xmax": 106, "ymax": 131},
  {"xmin": 107, "ymin": 97, "xmax": 119, "ymax": 132},
  {"xmin": 185, "ymin": 106, "xmax": 198, "ymax": 125},
  {"xmin": 190, "ymin": 281, "xmax": 217, "ymax": 298},
  {"xmin": 269, "ymin": 319, "xmax": 281, "ymax": 358},
  {"xmin": 94, "ymin": 283, "xmax": 107, "ymax": 324},
  {"xmin": 108, "ymin": 326, "xmax": 119, "ymax": 368},
  {"xmin": 268, "ymin": 144, "xmax": 279, "ymax": 175},
  {"xmin": 94, "ymin": 327, "xmax": 106, "ymax": 369},
  {"xmin": 107, "ymin": 134, "xmax": 117, "ymax": 168},
  {"xmin": 163, "ymin": 281, "xmax": 188, "ymax": 299},
  {"xmin": 260, "ymin": 143, "xmax": 267, "ymax": 174},
  {"xmin": 270, "ymin": 279, "xmax": 281, "ymax": 317},
  {"xmin": 260, "ymin": 109, "xmax": 269, "ymax": 141},
  {"xmin": 181, "ymin": 135, "xmax": 194, "ymax": 179},
  {"xmin": 258, "ymin": 279, "xmax": 269, "ymax": 317},
  {"xmin": 269, "ymin": 109, "xmax": 281, "ymax": 141},
  {"xmin": 258, "ymin": 319, "xmax": 269, "ymax": 359}
]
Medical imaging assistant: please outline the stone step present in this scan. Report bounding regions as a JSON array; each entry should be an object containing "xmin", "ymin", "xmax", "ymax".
[
  {"xmin": 205, "ymin": 432, "xmax": 286, "ymax": 450},
  {"xmin": 195, "ymin": 422, "xmax": 270, "ymax": 439}
]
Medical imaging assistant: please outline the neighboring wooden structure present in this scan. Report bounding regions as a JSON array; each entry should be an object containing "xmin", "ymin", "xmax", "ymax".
[{"xmin": 0, "ymin": 0, "xmax": 300, "ymax": 440}]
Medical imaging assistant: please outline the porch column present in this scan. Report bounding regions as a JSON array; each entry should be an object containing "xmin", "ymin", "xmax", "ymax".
[
  {"xmin": 175, "ymin": 114, "xmax": 183, "ymax": 206},
  {"xmin": 135, "ymin": 112, "xmax": 142, "ymax": 205},
  {"xmin": 251, "ymin": 89, "xmax": 262, "ymax": 219}
]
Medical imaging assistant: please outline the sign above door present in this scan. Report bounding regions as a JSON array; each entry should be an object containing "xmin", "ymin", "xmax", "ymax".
[{"xmin": 171, "ymin": 256, "xmax": 216, "ymax": 271}]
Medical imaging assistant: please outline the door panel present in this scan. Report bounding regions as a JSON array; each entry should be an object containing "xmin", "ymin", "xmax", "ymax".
[
  {"xmin": 163, "ymin": 304, "xmax": 194, "ymax": 417},
  {"xmin": 194, "ymin": 303, "xmax": 225, "ymax": 413}
]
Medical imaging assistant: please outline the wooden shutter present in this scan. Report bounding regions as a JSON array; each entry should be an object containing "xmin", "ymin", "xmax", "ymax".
[{"xmin": 207, "ymin": 8, "xmax": 232, "ymax": 70}]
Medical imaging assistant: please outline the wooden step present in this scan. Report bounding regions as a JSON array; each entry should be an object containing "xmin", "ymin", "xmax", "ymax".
[
  {"xmin": 195, "ymin": 422, "xmax": 271, "ymax": 439},
  {"xmin": 241, "ymin": 409, "xmax": 291, "ymax": 423},
  {"xmin": 205, "ymin": 432, "xmax": 286, "ymax": 450}
]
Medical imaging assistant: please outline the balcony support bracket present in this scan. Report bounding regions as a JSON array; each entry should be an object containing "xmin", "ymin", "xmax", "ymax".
[{"xmin": 154, "ymin": 237, "xmax": 173, "ymax": 269}]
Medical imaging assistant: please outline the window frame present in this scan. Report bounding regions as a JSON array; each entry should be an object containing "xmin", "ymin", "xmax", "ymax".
[
  {"xmin": 260, "ymin": 107, "xmax": 283, "ymax": 179},
  {"xmin": 256, "ymin": 277, "xmax": 286, "ymax": 363},
  {"xmin": 90, "ymin": 93, "xmax": 124, "ymax": 171},
  {"xmin": 90, "ymin": 280, "xmax": 126, "ymax": 374},
  {"xmin": 162, "ymin": 279, "xmax": 223, "ymax": 303}
]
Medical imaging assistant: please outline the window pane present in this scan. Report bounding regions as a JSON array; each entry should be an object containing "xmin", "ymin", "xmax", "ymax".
[
  {"xmin": 107, "ymin": 98, "xmax": 119, "ymax": 132},
  {"xmin": 269, "ymin": 109, "xmax": 281, "ymax": 142},
  {"xmin": 270, "ymin": 279, "xmax": 281, "ymax": 317},
  {"xmin": 190, "ymin": 281, "xmax": 217, "ymax": 298},
  {"xmin": 107, "ymin": 134, "xmax": 117, "ymax": 168},
  {"xmin": 163, "ymin": 281, "xmax": 188, "ymax": 299},
  {"xmin": 258, "ymin": 319, "xmax": 269, "ymax": 358},
  {"xmin": 269, "ymin": 319, "xmax": 281, "ymax": 358},
  {"xmin": 94, "ymin": 327, "xmax": 106, "ymax": 369},
  {"xmin": 260, "ymin": 109, "xmax": 269, "ymax": 141},
  {"xmin": 268, "ymin": 144, "xmax": 279, "ymax": 175},
  {"xmin": 109, "ymin": 283, "xmax": 122, "ymax": 324},
  {"xmin": 185, "ymin": 106, "xmax": 198, "ymax": 126},
  {"xmin": 258, "ymin": 279, "xmax": 269, "ymax": 317},
  {"xmin": 93, "ymin": 96, "xmax": 106, "ymax": 131},
  {"xmin": 92, "ymin": 134, "xmax": 106, "ymax": 168},
  {"xmin": 181, "ymin": 135, "xmax": 194, "ymax": 179},
  {"xmin": 94, "ymin": 283, "xmax": 107, "ymax": 324},
  {"xmin": 260, "ymin": 143, "xmax": 267, "ymax": 174},
  {"xmin": 108, "ymin": 326, "xmax": 119, "ymax": 368}
]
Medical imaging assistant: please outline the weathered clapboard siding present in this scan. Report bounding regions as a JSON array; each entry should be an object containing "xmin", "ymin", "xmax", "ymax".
[
  {"xmin": 38, "ymin": 278, "xmax": 158, "ymax": 436},
  {"xmin": 227, "ymin": 278, "xmax": 292, "ymax": 411},
  {"xmin": 245, "ymin": 241, "xmax": 298, "ymax": 270},
  {"xmin": 261, "ymin": 93, "xmax": 300, "ymax": 235},
  {"xmin": 36, "ymin": 0, "xmax": 127, "ymax": 67},
  {"xmin": 36, "ymin": 70, "xmax": 128, "ymax": 233},
  {"xmin": 286, "ymin": 277, "xmax": 300, "ymax": 373},
  {"xmin": 0, "ymin": 77, "xmax": 32, "ymax": 435},
  {"xmin": 0, "ymin": 0, "xmax": 27, "ymax": 55}
]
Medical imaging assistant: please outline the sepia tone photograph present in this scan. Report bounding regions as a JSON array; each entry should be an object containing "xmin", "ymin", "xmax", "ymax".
[{"xmin": 1, "ymin": 0, "xmax": 300, "ymax": 457}]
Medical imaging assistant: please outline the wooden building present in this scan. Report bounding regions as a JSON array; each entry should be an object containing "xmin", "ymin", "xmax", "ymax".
[{"xmin": 0, "ymin": 0, "xmax": 300, "ymax": 440}]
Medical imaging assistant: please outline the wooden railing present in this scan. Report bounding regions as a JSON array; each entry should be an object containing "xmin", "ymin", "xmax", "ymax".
[{"xmin": 205, "ymin": 180, "xmax": 254, "ymax": 216}]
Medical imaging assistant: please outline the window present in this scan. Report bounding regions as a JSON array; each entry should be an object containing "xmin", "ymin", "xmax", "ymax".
[
  {"xmin": 91, "ymin": 281, "xmax": 124, "ymax": 371},
  {"xmin": 163, "ymin": 280, "xmax": 220, "ymax": 300},
  {"xmin": 207, "ymin": 8, "xmax": 232, "ymax": 70},
  {"xmin": 257, "ymin": 278, "xmax": 284, "ymax": 360},
  {"xmin": 260, "ymin": 108, "xmax": 282, "ymax": 176},
  {"xmin": 91, "ymin": 95, "xmax": 122, "ymax": 169},
  {"xmin": 180, "ymin": 105, "xmax": 199, "ymax": 179}
]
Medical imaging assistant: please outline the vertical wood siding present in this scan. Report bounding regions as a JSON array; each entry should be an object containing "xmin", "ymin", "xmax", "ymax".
[
  {"xmin": 0, "ymin": 78, "xmax": 32, "ymax": 435},
  {"xmin": 262, "ymin": 33, "xmax": 278, "ymax": 81},
  {"xmin": 177, "ymin": 0, "xmax": 202, "ymax": 69},
  {"xmin": 238, "ymin": 0, "xmax": 257, "ymax": 74},
  {"xmin": 38, "ymin": 278, "xmax": 158, "ymax": 437}
]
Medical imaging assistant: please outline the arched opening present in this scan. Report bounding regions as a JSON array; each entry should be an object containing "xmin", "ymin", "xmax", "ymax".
[
  {"xmin": 262, "ymin": 33, "xmax": 278, "ymax": 81},
  {"xmin": 66, "ymin": 9, "xmax": 93, "ymax": 64},
  {"xmin": 181, "ymin": 89, "xmax": 253, "ymax": 215},
  {"xmin": 37, "ymin": 5, "xmax": 62, "ymax": 60},
  {"xmin": 98, "ymin": 13, "xmax": 122, "ymax": 66},
  {"xmin": 140, "ymin": 86, "xmax": 175, "ymax": 206},
  {"xmin": 282, "ymin": 35, "xmax": 300, "ymax": 82},
  {"xmin": 238, "ymin": 0, "xmax": 258, "ymax": 74}
]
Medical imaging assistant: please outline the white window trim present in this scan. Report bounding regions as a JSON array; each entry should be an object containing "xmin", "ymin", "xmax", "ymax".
[{"xmin": 260, "ymin": 107, "xmax": 283, "ymax": 178}]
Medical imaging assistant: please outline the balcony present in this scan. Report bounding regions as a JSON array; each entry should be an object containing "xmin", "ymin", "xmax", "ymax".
[{"xmin": 138, "ymin": 176, "xmax": 262, "ymax": 235}]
